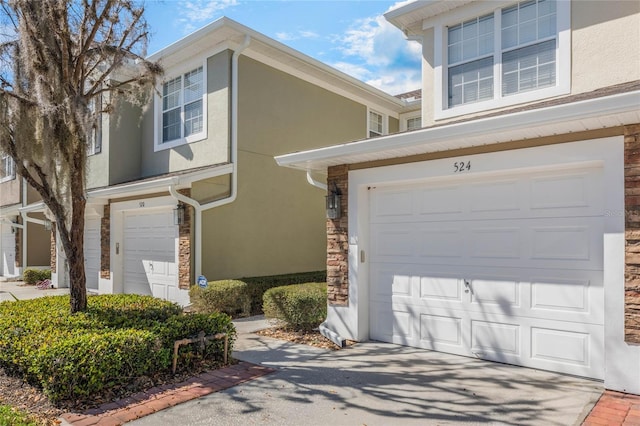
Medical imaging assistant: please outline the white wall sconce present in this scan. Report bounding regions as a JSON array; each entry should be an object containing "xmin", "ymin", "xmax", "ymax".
[{"xmin": 174, "ymin": 203, "xmax": 185, "ymax": 226}]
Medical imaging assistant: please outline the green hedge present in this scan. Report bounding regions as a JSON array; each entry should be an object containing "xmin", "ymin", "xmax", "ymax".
[
  {"xmin": 189, "ymin": 280, "xmax": 251, "ymax": 317},
  {"xmin": 0, "ymin": 294, "xmax": 235, "ymax": 402},
  {"xmin": 263, "ymin": 282, "xmax": 327, "ymax": 331},
  {"xmin": 241, "ymin": 271, "xmax": 326, "ymax": 315},
  {"xmin": 189, "ymin": 271, "xmax": 327, "ymax": 317},
  {"xmin": 22, "ymin": 268, "xmax": 52, "ymax": 285}
]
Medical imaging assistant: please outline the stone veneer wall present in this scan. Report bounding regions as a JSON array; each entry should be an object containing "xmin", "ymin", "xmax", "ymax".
[
  {"xmin": 327, "ymin": 165, "xmax": 349, "ymax": 306},
  {"xmin": 177, "ymin": 189, "xmax": 192, "ymax": 290},
  {"xmin": 14, "ymin": 217, "xmax": 21, "ymax": 269},
  {"xmin": 100, "ymin": 203, "xmax": 110, "ymax": 279},
  {"xmin": 625, "ymin": 123, "xmax": 640, "ymax": 343},
  {"xmin": 50, "ymin": 224, "xmax": 56, "ymax": 272}
]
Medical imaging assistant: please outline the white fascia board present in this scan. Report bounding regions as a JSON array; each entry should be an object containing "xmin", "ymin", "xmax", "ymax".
[
  {"xmin": 275, "ymin": 90, "xmax": 640, "ymax": 171},
  {"xmin": 87, "ymin": 163, "xmax": 233, "ymax": 200},
  {"xmin": 0, "ymin": 203, "xmax": 22, "ymax": 217}
]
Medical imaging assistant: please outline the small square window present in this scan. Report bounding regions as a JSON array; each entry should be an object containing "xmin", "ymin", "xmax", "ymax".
[{"xmin": 0, "ymin": 154, "xmax": 15, "ymax": 182}]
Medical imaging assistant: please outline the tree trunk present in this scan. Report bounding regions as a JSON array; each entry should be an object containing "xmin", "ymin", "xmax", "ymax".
[{"xmin": 64, "ymin": 164, "xmax": 88, "ymax": 313}]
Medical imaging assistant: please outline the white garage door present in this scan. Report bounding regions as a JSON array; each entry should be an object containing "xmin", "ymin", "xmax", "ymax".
[
  {"xmin": 123, "ymin": 210, "xmax": 178, "ymax": 301},
  {"xmin": 84, "ymin": 217, "xmax": 101, "ymax": 291},
  {"xmin": 369, "ymin": 164, "xmax": 605, "ymax": 379},
  {"xmin": 1, "ymin": 223, "xmax": 16, "ymax": 277}
]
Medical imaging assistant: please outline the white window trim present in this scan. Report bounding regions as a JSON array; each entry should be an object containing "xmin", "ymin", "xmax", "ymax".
[
  {"xmin": 433, "ymin": 0, "xmax": 571, "ymax": 121},
  {"xmin": 368, "ymin": 109, "xmax": 387, "ymax": 138},
  {"xmin": 154, "ymin": 59, "xmax": 208, "ymax": 152},
  {"xmin": 0, "ymin": 154, "xmax": 15, "ymax": 183},
  {"xmin": 402, "ymin": 114, "xmax": 422, "ymax": 132}
]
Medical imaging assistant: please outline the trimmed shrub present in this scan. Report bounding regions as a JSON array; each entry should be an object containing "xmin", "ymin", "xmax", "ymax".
[
  {"xmin": 189, "ymin": 280, "xmax": 251, "ymax": 317},
  {"xmin": 241, "ymin": 271, "xmax": 326, "ymax": 315},
  {"xmin": 263, "ymin": 282, "xmax": 327, "ymax": 331},
  {"xmin": 22, "ymin": 268, "xmax": 52, "ymax": 285},
  {"xmin": 0, "ymin": 294, "xmax": 234, "ymax": 402}
]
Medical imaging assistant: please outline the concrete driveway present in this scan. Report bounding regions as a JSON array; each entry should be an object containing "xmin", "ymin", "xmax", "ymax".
[{"xmin": 129, "ymin": 317, "xmax": 602, "ymax": 426}]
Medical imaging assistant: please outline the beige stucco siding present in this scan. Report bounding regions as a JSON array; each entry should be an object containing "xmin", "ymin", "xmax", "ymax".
[
  {"xmin": 0, "ymin": 178, "xmax": 20, "ymax": 207},
  {"xmin": 571, "ymin": 1, "xmax": 640, "ymax": 94},
  {"xmin": 140, "ymin": 50, "xmax": 231, "ymax": 178},
  {"xmin": 109, "ymin": 99, "xmax": 143, "ymax": 185},
  {"xmin": 26, "ymin": 213, "xmax": 50, "ymax": 267},
  {"xmin": 198, "ymin": 56, "xmax": 366, "ymax": 280},
  {"xmin": 86, "ymin": 110, "xmax": 110, "ymax": 189},
  {"xmin": 419, "ymin": 0, "xmax": 640, "ymax": 126}
]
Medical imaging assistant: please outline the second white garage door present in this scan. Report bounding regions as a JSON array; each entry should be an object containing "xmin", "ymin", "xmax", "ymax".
[
  {"xmin": 123, "ymin": 210, "xmax": 178, "ymax": 302},
  {"xmin": 84, "ymin": 217, "xmax": 101, "ymax": 291},
  {"xmin": 369, "ymin": 164, "xmax": 605, "ymax": 379}
]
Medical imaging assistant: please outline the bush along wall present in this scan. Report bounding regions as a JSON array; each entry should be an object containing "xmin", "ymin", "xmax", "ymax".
[
  {"xmin": 0, "ymin": 294, "xmax": 235, "ymax": 403},
  {"xmin": 189, "ymin": 271, "xmax": 327, "ymax": 317},
  {"xmin": 263, "ymin": 282, "xmax": 327, "ymax": 331},
  {"xmin": 22, "ymin": 268, "xmax": 52, "ymax": 285}
]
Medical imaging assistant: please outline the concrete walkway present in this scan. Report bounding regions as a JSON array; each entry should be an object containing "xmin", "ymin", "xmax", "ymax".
[
  {"xmin": 0, "ymin": 280, "xmax": 69, "ymax": 301},
  {"xmin": 125, "ymin": 316, "xmax": 602, "ymax": 426}
]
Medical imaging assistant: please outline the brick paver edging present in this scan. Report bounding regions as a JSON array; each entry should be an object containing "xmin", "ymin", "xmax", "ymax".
[
  {"xmin": 60, "ymin": 362, "xmax": 275, "ymax": 426},
  {"xmin": 582, "ymin": 390, "xmax": 640, "ymax": 426}
]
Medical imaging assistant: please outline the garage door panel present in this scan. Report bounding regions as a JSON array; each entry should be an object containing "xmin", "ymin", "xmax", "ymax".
[
  {"xmin": 123, "ymin": 210, "xmax": 177, "ymax": 302},
  {"xmin": 420, "ymin": 313, "xmax": 463, "ymax": 347},
  {"xmin": 369, "ymin": 163, "xmax": 605, "ymax": 380},
  {"xmin": 470, "ymin": 180, "xmax": 522, "ymax": 213},
  {"xmin": 470, "ymin": 278, "xmax": 520, "ymax": 308},
  {"xmin": 471, "ymin": 320, "xmax": 521, "ymax": 357}
]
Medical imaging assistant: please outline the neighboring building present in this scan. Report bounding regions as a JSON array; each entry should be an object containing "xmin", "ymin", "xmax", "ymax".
[
  {"xmin": 0, "ymin": 155, "xmax": 51, "ymax": 279},
  {"xmin": 276, "ymin": 0, "xmax": 640, "ymax": 394},
  {"xmin": 40, "ymin": 18, "xmax": 418, "ymax": 305}
]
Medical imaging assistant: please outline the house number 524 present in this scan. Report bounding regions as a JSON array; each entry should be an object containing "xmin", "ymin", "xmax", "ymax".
[{"xmin": 453, "ymin": 161, "xmax": 471, "ymax": 173}]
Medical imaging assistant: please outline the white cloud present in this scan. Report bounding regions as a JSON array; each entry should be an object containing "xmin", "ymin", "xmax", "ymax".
[
  {"xmin": 177, "ymin": 0, "xmax": 238, "ymax": 34},
  {"xmin": 275, "ymin": 29, "xmax": 320, "ymax": 42},
  {"xmin": 386, "ymin": 0, "xmax": 415, "ymax": 13},
  {"xmin": 332, "ymin": 14, "xmax": 422, "ymax": 95},
  {"xmin": 330, "ymin": 61, "xmax": 372, "ymax": 81}
]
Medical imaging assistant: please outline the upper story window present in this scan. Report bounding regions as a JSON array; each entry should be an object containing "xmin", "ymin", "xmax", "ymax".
[
  {"xmin": 369, "ymin": 110, "xmax": 384, "ymax": 137},
  {"xmin": 0, "ymin": 154, "xmax": 15, "ymax": 183},
  {"xmin": 435, "ymin": 0, "xmax": 569, "ymax": 119},
  {"xmin": 155, "ymin": 63, "xmax": 207, "ymax": 151},
  {"xmin": 87, "ymin": 96, "xmax": 102, "ymax": 156},
  {"xmin": 406, "ymin": 116, "xmax": 422, "ymax": 131}
]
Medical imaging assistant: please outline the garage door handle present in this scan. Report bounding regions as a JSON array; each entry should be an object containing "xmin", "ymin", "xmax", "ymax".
[{"xmin": 464, "ymin": 280, "xmax": 472, "ymax": 294}]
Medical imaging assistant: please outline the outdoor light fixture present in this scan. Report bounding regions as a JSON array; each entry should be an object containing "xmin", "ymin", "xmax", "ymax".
[
  {"xmin": 43, "ymin": 219, "xmax": 52, "ymax": 231},
  {"xmin": 326, "ymin": 183, "xmax": 342, "ymax": 219},
  {"xmin": 174, "ymin": 203, "xmax": 185, "ymax": 226}
]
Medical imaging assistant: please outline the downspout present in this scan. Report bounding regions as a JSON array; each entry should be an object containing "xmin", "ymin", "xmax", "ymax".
[
  {"xmin": 306, "ymin": 171, "xmax": 327, "ymax": 191},
  {"xmin": 21, "ymin": 178, "xmax": 27, "ymax": 272},
  {"xmin": 169, "ymin": 34, "xmax": 251, "ymax": 280}
]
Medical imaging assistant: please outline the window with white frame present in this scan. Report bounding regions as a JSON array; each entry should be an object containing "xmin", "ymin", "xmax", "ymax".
[
  {"xmin": 369, "ymin": 110, "xmax": 384, "ymax": 137},
  {"xmin": 159, "ymin": 65, "xmax": 206, "ymax": 148},
  {"xmin": 438, "ymin": 0, "xmax": 568, "ymax": 118},
  {"xmin": 0, "ymin": 154, "xmax": 15, "ymax": 183},
  {"xmin": 87, "ymin": 96, "xmax": 102, "ymax": 156},
  {"xmin": 406, "ymin": 116, "xmax": 422, "ymax": 131}
]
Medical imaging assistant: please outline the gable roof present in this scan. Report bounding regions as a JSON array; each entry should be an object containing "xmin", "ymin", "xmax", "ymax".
[{"xmin": 148, "ymin": 17, "xmax": 410, "ymax": 115}]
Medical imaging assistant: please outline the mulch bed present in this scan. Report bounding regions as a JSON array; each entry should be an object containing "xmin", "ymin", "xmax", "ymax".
[{"xmin": 256, "ymin": 326, "xmax": 357, "ymax": 350}]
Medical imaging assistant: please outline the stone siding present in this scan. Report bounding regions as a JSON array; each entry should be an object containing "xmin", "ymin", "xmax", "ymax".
[
  {"xmin": 625, "ymin": 123, "xmax": 640, "ymax": 343},
  {"xmin": 100, "ymin": 203, "xmax": 110, "ymax": 279},
  {"xmin": 327, "ymin": 165, "xmax": 349, "ymax": 306},
  {"xmin": 178, "ymin": 189, "xmax": 192, "ymax": 290}
]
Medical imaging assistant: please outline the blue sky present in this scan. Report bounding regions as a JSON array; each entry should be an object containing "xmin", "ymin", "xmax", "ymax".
[{"xmin": 143, "ymin": 0, "xmax": 421, "ymax": 96}]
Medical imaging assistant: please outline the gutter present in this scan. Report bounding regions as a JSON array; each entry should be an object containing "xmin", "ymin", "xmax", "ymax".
[{"xmin": 169, "ymin": 34, "xmax": 252, "ymax": 279}]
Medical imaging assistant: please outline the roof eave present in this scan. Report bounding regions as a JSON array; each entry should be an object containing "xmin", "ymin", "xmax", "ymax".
[{"xmin": 275, "ymin": 90, "xmax": 640, "ymax": 172}]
